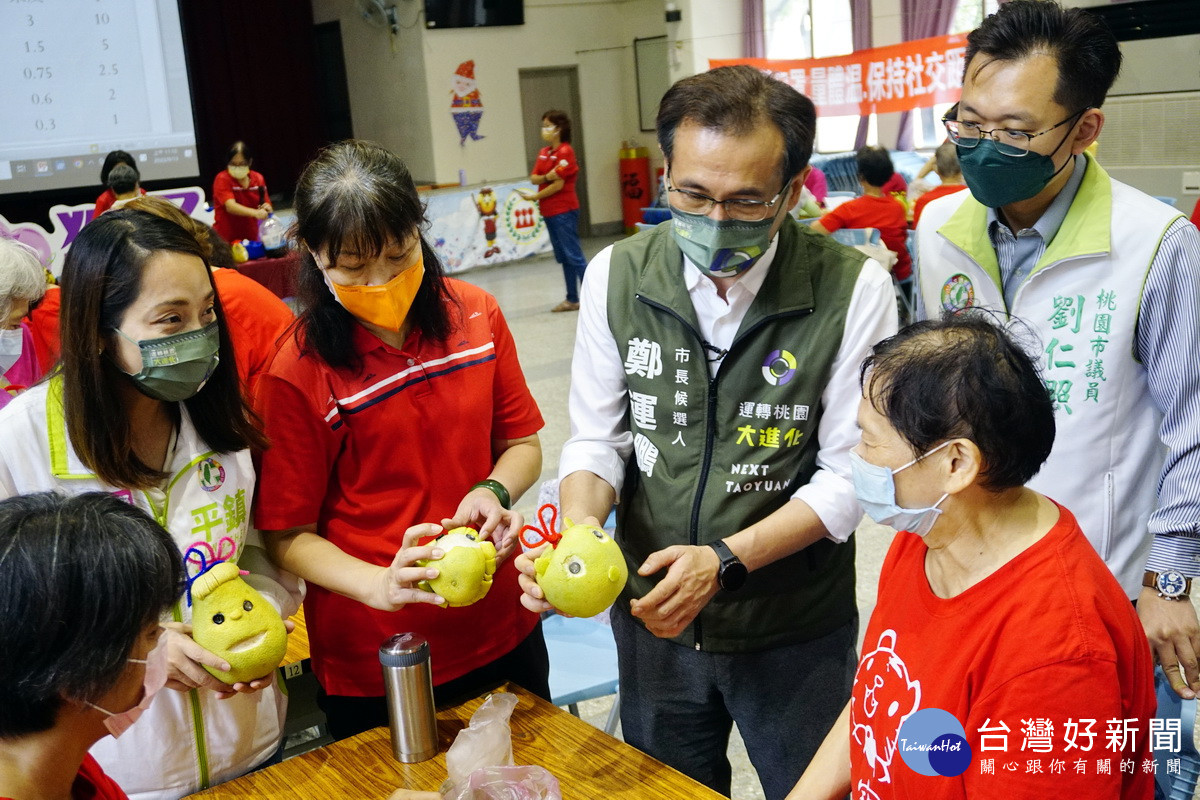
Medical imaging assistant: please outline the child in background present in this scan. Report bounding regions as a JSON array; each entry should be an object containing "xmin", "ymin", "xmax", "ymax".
[{"xmin": 812, "ymin": 146, "xmax": 912, "ymax": 280}]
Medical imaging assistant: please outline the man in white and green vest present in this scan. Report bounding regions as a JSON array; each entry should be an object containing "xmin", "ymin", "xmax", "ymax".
[
  {"xmin": 916, "ymin": 1, "xmax": 1200, "ymax": 698},
  {"xmin": 518, "ymin": 66, "xmax": 897, "ymax": 799}
]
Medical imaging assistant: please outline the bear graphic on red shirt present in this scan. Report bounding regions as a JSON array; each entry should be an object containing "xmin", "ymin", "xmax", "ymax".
[{"xmin": 852, "ymin": 629, "xmax": 922, "ymax": 794}]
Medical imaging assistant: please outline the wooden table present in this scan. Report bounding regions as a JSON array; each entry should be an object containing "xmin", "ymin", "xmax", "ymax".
[
  {"xmin": 186, "ymin": 683, "xmax": 726, "ymax": 799},
  {"xmin": 282, "ymin": 606, "xmax": 309, "ymax": 668}
]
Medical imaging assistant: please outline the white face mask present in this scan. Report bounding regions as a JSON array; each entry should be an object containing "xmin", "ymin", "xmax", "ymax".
[
  {"xmin": 0, "ymin": 327, "xmax": 23, "ymax": 375},
  {"xmin": 86, "ymin": 637, "xmax": 169, "ymax": 738},
  {"xmin": 849, "ymin": 441, "xmax": 952, "ymax": 537}
]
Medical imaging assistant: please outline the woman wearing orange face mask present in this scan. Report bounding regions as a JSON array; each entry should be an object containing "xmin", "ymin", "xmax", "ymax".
[{"xmin": 255, "ymin": 140, "xmax": 549, "ymax": 740}]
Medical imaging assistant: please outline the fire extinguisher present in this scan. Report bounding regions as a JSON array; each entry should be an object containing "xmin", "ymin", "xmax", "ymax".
[{"xmin": 619, "ymin": 142, "xmax": 651, "ymax": 234}]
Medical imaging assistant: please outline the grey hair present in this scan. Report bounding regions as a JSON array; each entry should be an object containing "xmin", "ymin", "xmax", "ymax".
[{"xmin": 0, "ymin": 237, "xmax": 47, "ymax": 323}]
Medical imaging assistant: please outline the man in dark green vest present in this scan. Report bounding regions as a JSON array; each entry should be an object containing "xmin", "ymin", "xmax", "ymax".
[{"xmin": 518, "ymin": 65, "xmax": 897, "ymax": 799}]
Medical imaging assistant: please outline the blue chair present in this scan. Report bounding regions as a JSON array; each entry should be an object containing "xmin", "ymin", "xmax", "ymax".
[
  {"xmin": 542, "ymin": 613, "xmax": 621, "ymax": 736},
  {"xmin": 1154, "ymin": 196, "xmax": 1178, "ymax": 208},
  {"xmin": 640, "ymin": 207, "xmax": 671, "ymax": 225},
  {"xmin": 894, "ymin": 230, "xmax": 917, "ymax": 325},
  {"xmin": 1154, "ymin": 666, "xmax": 1200, "ymax": 799},
  {"xmin": 829, "ymin": 227, "xmax": 881, "ymax": 248}
]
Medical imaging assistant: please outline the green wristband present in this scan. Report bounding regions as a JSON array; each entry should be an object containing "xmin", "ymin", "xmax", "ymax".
[{"xmin": 471, "ymin": 479, "xmax": 511, "ymax": 510}]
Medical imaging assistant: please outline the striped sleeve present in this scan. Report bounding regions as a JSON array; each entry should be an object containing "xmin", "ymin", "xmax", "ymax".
[{"xmin": 1139, "ymin": 217, "xmax": 1200, "ymax": 575}]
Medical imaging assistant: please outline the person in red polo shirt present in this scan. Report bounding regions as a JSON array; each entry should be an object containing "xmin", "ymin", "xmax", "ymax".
[
  {"xmin": 813, "ymin": 146, "xmax": 913, "ymax": 281},
  {"xmin": 92, "ymin": 150, "xmax": 147, "ymax": 220},
  {"xmin": 255, "ymin": 140, "xmax": 549, "ymax": 740},
  {"xmin": 519, "ymin": 110, "xmax": 588, "ymax": 313},
  {"xmin": 212, "ymin": 142, "xmax": 272, "ymax": 244},
  {"xmin": 911, "ymin": 141, "xmax": 968, "ymax": 228}
]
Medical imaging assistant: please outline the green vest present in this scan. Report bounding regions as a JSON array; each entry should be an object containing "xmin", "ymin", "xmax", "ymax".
[{"xmin": 607, "ymin": 218, "xmax": 865, "ymax": 652}]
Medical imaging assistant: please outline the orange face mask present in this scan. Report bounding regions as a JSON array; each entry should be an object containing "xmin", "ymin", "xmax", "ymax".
[{"xmin": 322, "ymin": 254, "xmax": 425, "ymax": 331}]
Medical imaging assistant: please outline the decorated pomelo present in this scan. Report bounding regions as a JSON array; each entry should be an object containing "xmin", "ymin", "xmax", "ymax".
[
  {"xmin": 529, "ymin": 518, "xmax": 628, "ymax": 618},
  {"xmin": 418, "ymin": 527, "xmax": 497, "ymax": 607},
  {"xmin": 191, "ymin": 561, "xmax": 288, "ymax": 685}
]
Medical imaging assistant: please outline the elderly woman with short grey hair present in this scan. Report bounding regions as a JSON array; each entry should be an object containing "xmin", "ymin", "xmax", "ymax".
[{"xmin": 0, "ymin": 236, "xmax": 47, "ymax": 407}]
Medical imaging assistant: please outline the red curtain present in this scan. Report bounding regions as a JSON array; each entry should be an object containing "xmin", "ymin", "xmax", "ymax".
[{"xmin": 178, "ymin": 0, "xmax": 326, "ymax": 202}]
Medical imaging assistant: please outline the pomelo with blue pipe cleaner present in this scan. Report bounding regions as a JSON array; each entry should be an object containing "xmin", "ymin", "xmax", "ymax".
[
  {"xmin": 187, "ymin": 540, "xmax": 288, "ymax": 684},
  {"xmin": 521, "ymin": 504, "xmax": 628, "ymax": 618}
]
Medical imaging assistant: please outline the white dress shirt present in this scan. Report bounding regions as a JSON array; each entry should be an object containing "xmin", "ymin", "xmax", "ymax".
[{"xmin": 559, "ymin": 235, "xmax": 898, "ymax": 541}]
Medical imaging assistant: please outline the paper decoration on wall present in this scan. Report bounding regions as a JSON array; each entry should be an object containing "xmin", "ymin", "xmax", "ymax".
[
  {"xmin": 450, "ymin": 60, "xmax": 485, "ymax": 146},
  {"xmin": 0, "ymin": 188, "xmax": 212, "ymax": 276},
  {"xmin": 424, "ymin": 181, "xmax": 549, "ymax": 273}
]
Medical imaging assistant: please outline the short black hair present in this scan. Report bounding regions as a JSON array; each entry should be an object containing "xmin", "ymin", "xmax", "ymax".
[
  {"xmin": 100, "ymin": 150, "xmax": 136, "ymax": 185},
  {"xmin": 856, "ymin": 146, "xmax": 894, "ymax": 188},
  {"xmin": 107, "ymin": 164, "xmax": 139, "ymax": 195},
  {"xmin": 542, "ymin": 109, "xmax": 572, "ymax": 144},
  {"xmin": 657, "ymin": 65, "xmax": 816, "ymax": 185},
  {"xmin": 0, "ymin": 492, "xmax": 183, "ymax": 737},
  {"xmin": 860, "ymin": 313, "xmax": 1056, "ymax": 491},
  {"xmin": 292, "ymin": 140, "xmax": 457, "ymax": 370},
  {"xmin": 227, "ymin": 141, "xmax": 253, "ymax": 164},
  {"xmin": 965, "ymin": 0, "xmax": 1122, "ymax": 112}
]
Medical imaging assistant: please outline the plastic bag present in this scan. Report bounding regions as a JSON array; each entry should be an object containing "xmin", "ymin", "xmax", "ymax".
[
  {"xmin": 455, "ymin": 766, "xmax": 561, "ymax": 800},
  {"xmin": 440, "ymin": 693, "xmax": 562, "ymax": 800}
]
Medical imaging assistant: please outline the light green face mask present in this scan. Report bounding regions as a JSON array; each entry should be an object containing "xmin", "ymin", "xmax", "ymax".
[
  {"xmin": 114, "ymin": 322, "xmax": 221, "ymax": 402},
  {"xmin": 669, "ymin": 207, "xmax": 778, "ymax": 277}
]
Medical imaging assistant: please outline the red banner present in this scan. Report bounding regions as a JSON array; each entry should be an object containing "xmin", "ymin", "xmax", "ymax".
[{"xmin": 711, "ymin": 32, "xmax": 968, "ymax": 117}]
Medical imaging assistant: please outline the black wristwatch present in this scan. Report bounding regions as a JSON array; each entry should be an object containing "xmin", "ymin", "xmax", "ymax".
[{"xmin": 708, "ymin": 539, "xmax": 748, "ymax": 592}]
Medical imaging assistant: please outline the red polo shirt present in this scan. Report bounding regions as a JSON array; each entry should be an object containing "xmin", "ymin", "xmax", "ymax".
[
  {"xmin": 211, "ymin": 268, "xmax": 293, "ymax": 411},
  {"xmin": 533, "ymin": 143, "xmax": 580, "ymax": 218},
  {"xmin": 819, "ymin": 194, "xmax": 913, "ymax": 280},
  {"xmin": 212, "ymin": 169, "xmax": 271, "ymax": 243},
  {"xmin": 912, "ymin": 183, "xmax": 967, "ymax": 228},
  {"xmin": 255, "ymin": 279, "xmax": 543, "ymax": 695},
  {"xmin": 72, "ymin": 754, "xmax": 128, "ymax": 799}
]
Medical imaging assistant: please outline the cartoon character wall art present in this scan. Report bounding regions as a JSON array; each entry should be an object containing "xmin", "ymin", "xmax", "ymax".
[
  {"xmin": 450, "ymin": 60, "xmax": 485, "ymax": 146},
  {"xmin": 473, "ymin": 187, "xmax": 500, "ymax": 257}
]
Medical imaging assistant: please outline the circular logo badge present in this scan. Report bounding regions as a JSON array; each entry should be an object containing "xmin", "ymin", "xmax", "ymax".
[
  {"xmin": 197, "ymin": 457, "xmax": 226, "ymax": 493},
  {"xmin": 940, "ymin": 273, "xmax": 976, "ymax": 313},
  {"xmin": 896, "ymin": 707, "xmax": 973, "ymax": 777},
  {"xmin": 761, "ymin": 349, "xmax": 797, "ymax": 386},
  {"xmin": 503, "ymin": 191, "xmax": 545, "ymax": 244}
]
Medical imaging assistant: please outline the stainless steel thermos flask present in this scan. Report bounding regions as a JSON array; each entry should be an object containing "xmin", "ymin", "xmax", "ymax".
[{"xmin": 379, "ymin": 633, "xmax": 438, "ymax": 762}]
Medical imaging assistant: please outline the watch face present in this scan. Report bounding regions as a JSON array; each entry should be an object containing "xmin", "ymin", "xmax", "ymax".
[
  {"xmin": 1157, "ymin": 570, "xmax": 1188, "ymax": 597},
  {"xmin": 720, "ymin": 561, "xmax": 749, "ymax": 592}
]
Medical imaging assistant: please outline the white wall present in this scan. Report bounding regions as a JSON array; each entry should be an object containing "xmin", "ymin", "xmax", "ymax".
[
  {"xmin": 664, "ymin": 0, "xmax": 742, "ymax": 83},
  {"xmin": 421, "ymin": 0, "xmax": 665, "ymax": 224},
  {"xmin": 311, "ymin": 0, "xmax": 436, "ymax": 182}
]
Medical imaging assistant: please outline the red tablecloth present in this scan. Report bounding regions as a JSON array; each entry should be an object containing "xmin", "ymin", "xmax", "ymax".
[{"xmin": 237, "ymin": 251, "xmax": 300, "ymax": 299}]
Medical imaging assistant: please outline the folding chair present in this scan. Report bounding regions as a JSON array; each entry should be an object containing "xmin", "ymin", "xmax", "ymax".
[{"xmin": 542, "ymin": 613, "xmax": 621, "ymax": 736}]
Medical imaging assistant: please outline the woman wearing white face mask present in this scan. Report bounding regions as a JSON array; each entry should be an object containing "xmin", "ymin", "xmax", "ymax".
[
  {"xmin": 0, "ymin": 492, "xmax": 183, "ymax": 800},
  {"xmin": 212, "ymin": 141, "xmax": 272, "ymax": 244},
  {"xmin": 0, "ymin": 209, "xmax": 300, "ymax": 799},
  {"xmin": 789, "ymin": 315, "xmax": 1155, "ymax": 800},
  {"xmin": 0, "ymin": 237, "xmax": 48, "ymax": 409}
]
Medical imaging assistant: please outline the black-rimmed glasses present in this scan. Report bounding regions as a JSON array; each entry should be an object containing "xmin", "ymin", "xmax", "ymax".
[
  {"xmin": 942, "ymin": 104, "xmax": 1089, "ymax": 157},
  {"xmin": 666, "ymin": 175, "xmax": 792, "ymax": 222}
]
